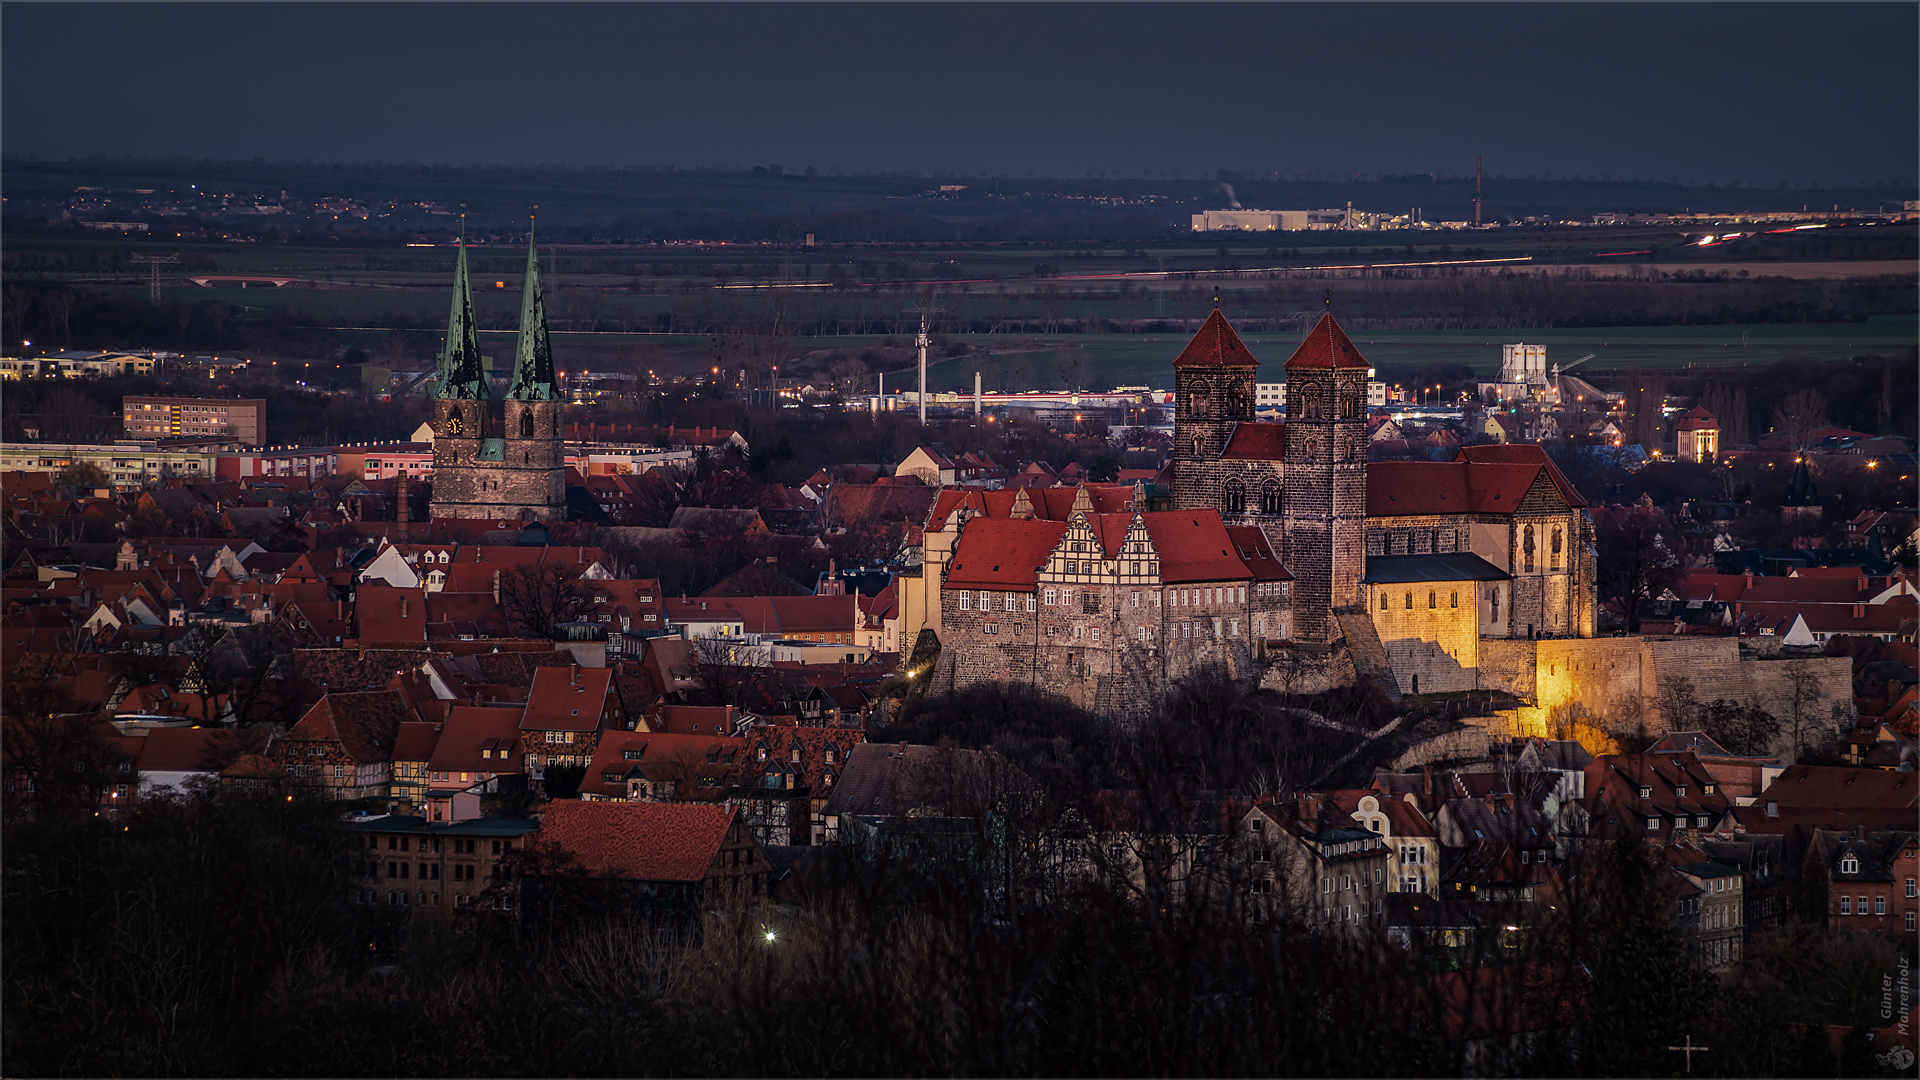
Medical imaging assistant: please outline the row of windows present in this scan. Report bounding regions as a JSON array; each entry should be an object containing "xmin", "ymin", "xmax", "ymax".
[
  {"xmin": 1382, "ymin": 590, "xmax": 1461, "ymax": 611},
  {"xmin": 1839, "ymin": 895, "xmax": 1892, "ymax": 915}
]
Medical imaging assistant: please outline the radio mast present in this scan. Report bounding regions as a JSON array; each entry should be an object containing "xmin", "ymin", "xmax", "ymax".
[{"xmin": 1474, "ymin": 155, "xmax": 1483, "ymax": 226}]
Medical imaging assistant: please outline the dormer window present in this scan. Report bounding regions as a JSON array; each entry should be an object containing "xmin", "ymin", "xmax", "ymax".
[
  {"xmin": 1674, "ymin": 785, "xmax": 1686, "ymax": 797},
  {"xmin": 1703, "ymin": 784, "xmax": 1716, "ymax": 795},
  {"xmin": 1639, "ymin": 786, "xmax": 1651, "ymax": 799},
  {"xmin": 1841, "ymin": 854, "xmax": 1859, "ymax": 875}
]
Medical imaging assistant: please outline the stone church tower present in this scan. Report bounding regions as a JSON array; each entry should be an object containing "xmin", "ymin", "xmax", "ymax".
[
  {"xmin": 498, "ymin": 215, "xmax": 567, "ymax": 521},
  {"xmin": 427, "ymin": 220, "xmax": 498, "ymax": 520},
  {"xmin": 427, "ymin": 217, "xmax": 568, "ymax": 521},
  {"xmin": 1280, "ymin": 311, "xmax": 1370, "ymax": 644}
]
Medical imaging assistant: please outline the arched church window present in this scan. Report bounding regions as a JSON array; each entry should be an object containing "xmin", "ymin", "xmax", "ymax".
[
  {"xmin": 1223, "ymin": 483, "xmax": 1245, "ymax": 514},
  {"xmin": 520, "ymin": 410, "xmax": 534, "ymax": 438},
  {"xmin": 1404, "ymin": 591, "xmax": 1414, "ymax": 610},
  {"xmin": 1342, "ymin": 394, "xmax": 1357, "ymax": 419},
  {"xmin": 1551, "ymin": 525, "xmax": 1563, "ymax": 571},
  {"xmin": 1523, "ymin": 525, "xmax": 1536, "ymax": 573},
  {"xmin": 1261, "ymin": 482, "xmax": 1283, "ymax": 515},
  {"xmin": 1380, "ymin": 593, "xmax": 1388, "ymax": 611},
  {"xmin": 1428, "ymin": 591, "xmax": 1436, "ymax": 610},
  {"xmin": 1450, "ymin": 590, "xmax": 1458, "ymax": 608}
]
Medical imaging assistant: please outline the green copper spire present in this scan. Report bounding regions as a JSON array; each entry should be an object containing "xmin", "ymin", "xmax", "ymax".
[
  {"xmin": 508, "ymin": 211, "xmax": 559, "ymax": 402},
  {"xmin": 435, "ymin": 215, "xmax": 491, "ymax": 401}
]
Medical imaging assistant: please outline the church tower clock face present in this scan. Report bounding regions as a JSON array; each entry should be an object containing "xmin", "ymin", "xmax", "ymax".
[{"xmin": 447, "ymin": 411, "xmax": 464, "ymax": 436}]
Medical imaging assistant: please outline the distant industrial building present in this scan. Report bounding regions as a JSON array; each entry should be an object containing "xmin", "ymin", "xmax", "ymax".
[
  {"xmin": 123, "ymin": 396, "xmax": 267, "ymax": 446},
  {"xmin": 1191, "ymin": 208, "xmax": 1350, "ymax": 232}
]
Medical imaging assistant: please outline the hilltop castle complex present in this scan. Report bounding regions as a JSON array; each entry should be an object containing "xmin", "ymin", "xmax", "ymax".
[{"xmin": 924, "ymin": 307, "xmax": 1598, "ymax": 710}]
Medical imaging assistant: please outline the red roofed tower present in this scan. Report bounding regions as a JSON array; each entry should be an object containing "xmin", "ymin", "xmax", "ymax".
[
  {"xmin": 1282, "ymin": 310, "xmax": 1370, "ymax": 643},
  {"xmin": 1171, "ymin": 306, "xmax": 1259, "ymax": 487}
]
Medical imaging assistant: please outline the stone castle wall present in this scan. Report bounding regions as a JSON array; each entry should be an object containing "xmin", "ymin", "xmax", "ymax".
[{"xmin": 1479, "ymin": 636, "xmax": 1856, "ymax": 754}]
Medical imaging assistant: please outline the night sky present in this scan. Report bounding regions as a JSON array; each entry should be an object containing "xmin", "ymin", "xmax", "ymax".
[{"xmin": 5, "ymin": 3, "xmax": 1914, "ymax": 185}]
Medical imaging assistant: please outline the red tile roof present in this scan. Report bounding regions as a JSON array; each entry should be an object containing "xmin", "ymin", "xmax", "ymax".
[
  {"xmin": 286, "ymin": 690, "xmax": 409, "ymax": 764},
  {"xmin": 1453, "ymin": 444, "xmax": 1588, "ymax": 508},
  {"xmin": 426, "ymin": 706, "xmax": 526, "ymax": 775},
  {"xmin": 1172, "ymin": 309, "xmax": 1260, "ymax": 368},
  {"xmin": 1760, "ymin": 765, "xmax": 1917, "ymax": 810},
  {"xmin": 1675, "ymin": 406, "xmax": 1719, "ymax": 432},
  {"xmin": 537, "ymin": 799, "xmax": 734, "ymax": 882},
  {"xmin": 392, "ymin": 721, "xmax": 443, "ymax": 763},
  {"xmin": 1141, "ymin": 511, "xmax": 1254, "ymax": 584},
  {"xmin": 944, "ymin": 518, "xmax": 1070, "ymax": 590},
  {"xmin": 1220, "ymin": 422, "xmax": 1287, "ymax": 461},
  {"xmin": 1224, "ymin": 526, "xmax": 1293, "ymax": 582},
  {"xmin": 1366, "ymin": 459, "xmax": 1575, "ymax": 517},
  {"xmin": 522, "ymin": 666, "xmax": 614, "ymax": 731},
  {"xmin": 135, "ymin": 726, "xmax": 228, "ymax": 773},
  {"xmin": 1282, "ymin": 312, "xmax": 1370, "ymax": 370}
]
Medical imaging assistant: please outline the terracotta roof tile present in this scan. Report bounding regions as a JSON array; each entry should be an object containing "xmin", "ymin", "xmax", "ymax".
[
  {"xmin": 1173, "ymin": 309, "xmax": 1261, "ymax": 368},
  {"xmin": 1141, "ymin": 511, "xmax": 1252, "ymax": 583},
  {"xmin": 537, "ymin": 799, "xmax": 734, "ymax": 882},
  {"xmin": 945, "ymin": 518, "xmax": 1070, "ymax": 591},
  {"xmin": 1282, "ymin": 312, "xmax": 1370, "ymax": 370},
  {"xmin": 1224, "ymin": 526, "xmax": 1293, "ymax": 581},
  {"xmin": 286, "ymin": 690, "xmax": 410, "ymax": 763},
  {"xmin": 522, "ymin": 666, "xmax": 614, "ymax": 731}
]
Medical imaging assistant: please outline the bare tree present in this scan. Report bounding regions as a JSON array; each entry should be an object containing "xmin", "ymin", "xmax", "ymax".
[
  {"xmin": 826, "ymin": 356, "xmax": 869, "ymax": 399},
  {"xmin": 498, "ymin": 564, "xmax": 594, "ymax": 638},
  {"xmin": 1771, "ymin": 389, "xmax": 1830, "ymax": 452}
]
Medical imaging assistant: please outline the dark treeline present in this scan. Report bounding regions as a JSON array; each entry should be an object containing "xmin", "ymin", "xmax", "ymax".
[{"xmin": 4, "ymin": 678, "xmax": 1904, "ymax": 1076}]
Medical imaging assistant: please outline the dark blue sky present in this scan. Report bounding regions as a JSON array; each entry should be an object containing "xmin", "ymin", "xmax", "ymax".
[{"xmin": 5, "ymin": 3, "xmax": 1914, "ymax": 185}]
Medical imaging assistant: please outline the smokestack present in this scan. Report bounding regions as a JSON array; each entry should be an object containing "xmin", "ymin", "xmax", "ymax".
[
  {"xmin": 1474, "ymin": 155, "xmax": 1483, "ymax": 227},
  {"xmin": 974, "ymin": 371, "xmax": 982, "ymax": 417},
  {"xmin": 395, "ymin": 473, "xmax": 409, "ymax": 525}
]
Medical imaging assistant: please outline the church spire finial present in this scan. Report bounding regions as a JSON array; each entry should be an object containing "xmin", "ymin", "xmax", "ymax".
[
  {"xmin": 1213, "ymin": 287, "xmax": 1220, "ymax": 309},
  {"xmin": 508, "ymin": 206, "xmax": 558, "ymax": 402},
  {"xmin": 435, "ymin": 205, "xmax": 490, "ymax": 401}
]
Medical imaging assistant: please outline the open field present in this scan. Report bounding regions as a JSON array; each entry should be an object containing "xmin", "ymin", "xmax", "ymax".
[{"xmin": 312, "ymin": 322, "xmax": 1914, "ymax": 391}]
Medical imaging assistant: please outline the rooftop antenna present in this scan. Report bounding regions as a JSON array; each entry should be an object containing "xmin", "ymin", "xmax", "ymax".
[{"xmin": 1474, "ymin": 155, "xmax": 1484, "ymax": 226}]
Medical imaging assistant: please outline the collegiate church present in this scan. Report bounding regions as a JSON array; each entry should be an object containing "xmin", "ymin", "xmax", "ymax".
[
  {"xmin": 927, "ymin": 307, "xmax": 1597, "ymax": 708},
  {"xmin": 427, "ymin": 219, "xmax": 569, "ymax": 522}
]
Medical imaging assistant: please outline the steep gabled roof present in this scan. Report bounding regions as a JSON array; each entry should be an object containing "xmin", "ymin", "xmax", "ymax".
[
  {"xmin": 1224, "ymin": 526, "xmax": 1293, "ymax": 582},
  {"xmin": 1283, "ymin": 311, "xmax": 1370, "ymax": 370},
  {"xmin": 537, "ymin": 800, "xmax": 735, "ymax": 883},
  {"xmin": 945, "ymin": 518, "xmax": 1070, "ymax": 591},
  {"xmin": 522, "ymin": 666, "xmax": 613, "ymax": 731},
  {"xmin": 287, "ymin": 690, "xmax": 409, "ymax": 764},
  {"xmin": 1172, "ymin": 308, "xmax": 1260, "ymax": 368},
  {"xmin": 1141, "ymin": 511, "xmax": 1251, "ymax": 584},
  {"xmin": 427, "ymin": 706, "xmax": 525, "ymax": 775}
]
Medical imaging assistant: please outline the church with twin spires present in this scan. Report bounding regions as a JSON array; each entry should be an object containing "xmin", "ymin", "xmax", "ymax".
[{"xmin": 427, "ymin": 218, "xmax": 569, "ymax": 521}]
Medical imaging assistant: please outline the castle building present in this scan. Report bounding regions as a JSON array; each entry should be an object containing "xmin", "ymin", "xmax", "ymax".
[
  {"xmin": 428, "ymin": 218, "xmax": 568, "ymax": 521},
  {"xmin": 928, "ymin": 307, "xmax": 1597, "ymax": 708}
]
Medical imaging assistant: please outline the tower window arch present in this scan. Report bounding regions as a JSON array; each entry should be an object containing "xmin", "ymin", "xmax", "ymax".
[
  {"xmin": 1223, "ymin": 482, "xmax": 1245, "ymax": 514},
  {"xmin": 1551, "ymin": 525, "xmax": 1563, "ymax": 571},
  {"xmin": 1380, "ymin": 593, "xmax": 1389, "ymax": 611},
  {"xmin": 1404, "ymin": 591, "xmax": 1413, "ymax": 610},
  {"xmin": 1523, "ymin": 525, "xmax": 1536, "ymax": 573},
  {"xmin": 1261, "ymin": 481, "xmax": 1283, "ymax": 515},
  {"xmin": 1428, "ymin": 591, "xmax": 1436, "ymax": 610},
  {"xmin": 520, "ymin": 410, "xmax": 534, "ymax": 438},
  {"xmin": 1450, "ymin": 590, "xmax": 1458, "ymax": 609}
]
